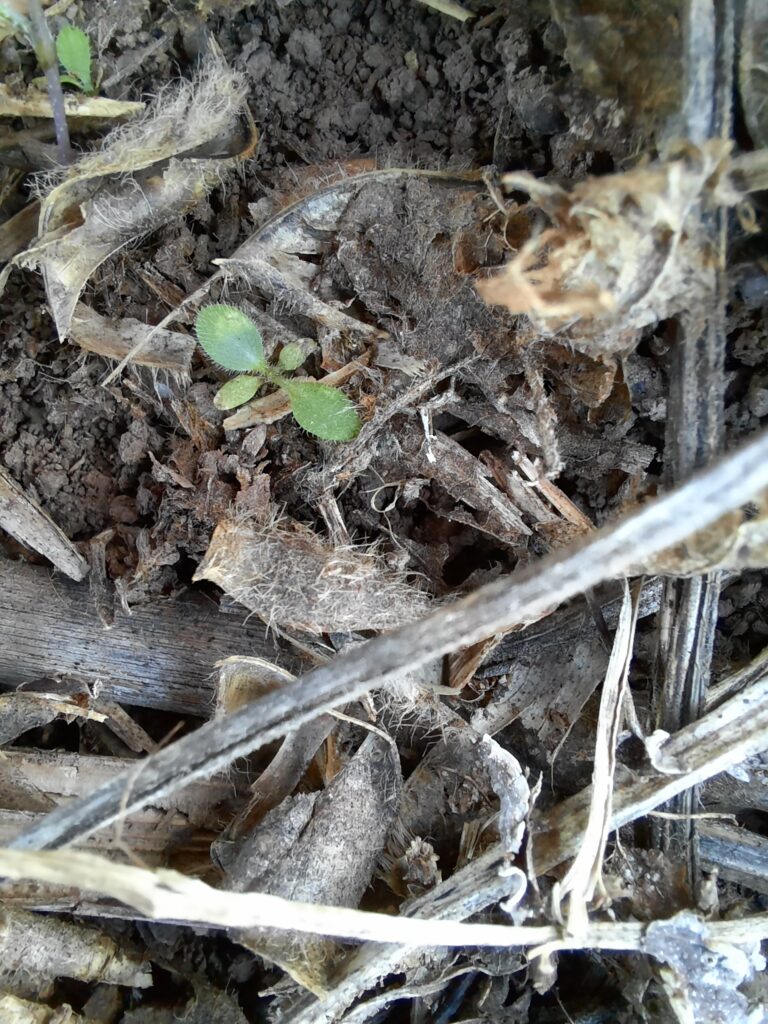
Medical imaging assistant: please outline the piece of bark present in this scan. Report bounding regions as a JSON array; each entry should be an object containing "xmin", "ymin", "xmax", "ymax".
[
  {"xmin": 0, "ymin": 691, "xmax": 106, "ymax": 746},
  {"xmin": 699, "ymin": 821, "xmax": 768, "ymax": 894},
  {"xmin": 476, "ymin": 575, "xmax": 664, "ymax": 678},
  {"xmin": 0, "ymin": 559, "xmax": 300, "ymax": 715},
  {"xmin": 470, "ymin": 619, "xmax": 610, "ymax": 745},
  {"xmin": 702, "ymin": 758, "xmax": 768, "ymax": 815},
  {"xmin": 0, "ymin": 746, "xmax": 247, "ymax": 868},
  {"xmin": 11, "ymin": 427, "xmax": 768, "ymax": 852},
  {"xmin": 0, "ymin": 746, "xmax": 246, "ymax": 824},
  {"xmin": 405, "ymin": 431, "xmax": 531, "ymax": 547},
  {"xmin": 0, "ymin": 470, "xmax": 88, "ymax": 581},
  {"xmin": 227, "ymin": 732, "xmax": 402, "ymax": 992},
  {"xmin": 70, "ymin": 303, "xmax": 195, "ymax": 372},
  {"xmin": 0, "ymin": 907, "xmax": 151, "ymax": 989}
]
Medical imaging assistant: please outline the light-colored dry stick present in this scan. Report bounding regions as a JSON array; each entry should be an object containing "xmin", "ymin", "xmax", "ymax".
[
  {"xmin": 0, "ymin": 84, "xmax": 144, "ymax": 120},
  {"xmin": 0, "ymin": 848, "xmax": 766, "ymax": 952},
  {"xmin": 11, "ymin": 427, "xmax": 768, "ymax": 852},
  {"xmin": 413, "ymin": 0, "xmax": 473, "ymax": 21},
  {"xmin": 0, "ymin": 468, "xmax": 88, "ymax": 580},
  {"xmin": 558, "ymin": 581, "xmax": 637, "ymax": 932}
]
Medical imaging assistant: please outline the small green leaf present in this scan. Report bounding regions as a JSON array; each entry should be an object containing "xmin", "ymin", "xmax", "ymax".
[
  {"xmin": 196, "ymin": 305, "xmax": 266, "ymax": 372},
  {"xmin": 281, "ymin": 379, "xmax": 361, "ymax": 441},
  {"xmin": 278, "ymin": 343, "xmax": 306, "ymax": 372},
  {"xmin": 214, "ymin": 374, "xmax": 262, "ymax": 410},
  {"xmin": 56, "ymin": 26, "xmax": 92, "ymax": 93}
]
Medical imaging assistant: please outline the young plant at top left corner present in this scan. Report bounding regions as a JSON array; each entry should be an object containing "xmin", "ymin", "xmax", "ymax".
[{"xmin": 195, "ymin": 304, "xmax": 362, "ymax": 443}]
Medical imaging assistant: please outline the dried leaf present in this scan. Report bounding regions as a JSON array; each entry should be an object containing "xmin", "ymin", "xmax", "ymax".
[
  {"xmin": 3, "ymin": 57, "xmax": 250, "ymax": 340},
  {"xmin": 477, "ymin": 142, "xmax": 739, "ymax": 357}
]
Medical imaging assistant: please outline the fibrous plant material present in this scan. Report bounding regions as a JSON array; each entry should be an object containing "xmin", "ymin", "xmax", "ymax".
[
  {"xmin": 194, "ymin": 514, "xmax": 432, "ymax": 634},
  {"xmin": 477, "ymin": 141, "xmax": 740, "ymax": 357},
  {"xmin": 1, "ymin": 55, "xmax": 252, "ymax": 340},
  {"xmin": 10, "ymin": 426, "xmax": 768, "ymax": 853}
]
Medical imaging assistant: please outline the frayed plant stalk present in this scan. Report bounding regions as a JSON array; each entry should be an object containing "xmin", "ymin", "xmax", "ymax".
[
  {"xmin": 194, "ymin": 513, "xmax": 432, "ymax": 634},
  {"xmin": 477, "ymin": 141, "xmax": 741, "ymax": 357},
  {"xmin": 2, "ymin": 849, "xmax": 767, "ymax": 958},
  {"xmin": 2, "ymin": 54, "xmax": 251, "ymax": 341}
]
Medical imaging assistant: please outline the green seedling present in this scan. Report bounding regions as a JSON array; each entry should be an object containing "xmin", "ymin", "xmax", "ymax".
[
  {"xmin": 195, "ymin": 304, "xmax": 361, "ymax": 442},
  {"xmin": 56, "ymin": 25, "xmax": 94, "ymax": 93}
]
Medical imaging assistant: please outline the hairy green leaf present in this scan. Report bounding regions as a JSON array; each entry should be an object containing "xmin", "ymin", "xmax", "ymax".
[
  {"xmin": 196, "ymin": 305, "xmax": 266, "ymax": 372},
  {"xmin": 56, "ymin": 26, "xmax": 92, "ymax": 93},
  {"xmin": 281, "ymin": 379, "xmax": 361, "ymax": 441},
  {"xmin": 214, "ymin": 374, "xmax": 262, "ymax": 410},
  {"xmin": 278, "ymin": 342, "xmax": 305, "ymax": 372}
]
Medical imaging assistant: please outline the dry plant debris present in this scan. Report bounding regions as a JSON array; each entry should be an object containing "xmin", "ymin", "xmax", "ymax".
[{"xmin": 1, "ymin": 0, "xmax": 768, "ymax": 1021}]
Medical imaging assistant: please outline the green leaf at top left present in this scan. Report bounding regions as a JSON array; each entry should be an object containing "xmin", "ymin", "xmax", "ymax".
[{"xmin": 196, "ymin": 305, "xmax": 266, "ymax": 372}]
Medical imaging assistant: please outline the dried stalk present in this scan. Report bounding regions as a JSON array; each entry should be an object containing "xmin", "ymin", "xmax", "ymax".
[
  {"xmin": 651, "ymin": 0, "xmax": 735, "ymax": 893},
  {"xmin": 2, "ymin": 846, "xmax": 765, "ymax": 952},
  {"xmin": 10, "ymin": 427, "xmax": 768, "ymax": 851}
]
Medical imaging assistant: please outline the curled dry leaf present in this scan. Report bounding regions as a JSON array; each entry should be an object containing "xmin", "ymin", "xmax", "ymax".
[
  {"xmin": 226, "ymin": 733, "xmax": 402, "ymax": 993},
  {"xmin": 477, "ymin": 141, "xmax": 740, "ymax": 357},
  {"xmin": 1, "ymin": 56, "xmax": 253, "ymax": 341}
]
